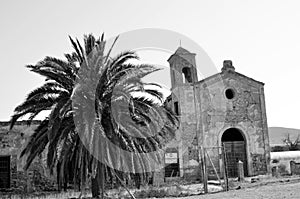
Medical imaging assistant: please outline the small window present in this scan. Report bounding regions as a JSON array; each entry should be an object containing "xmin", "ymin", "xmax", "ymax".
[
  {"xmin": 174, "ymin": 102, "xmax": 179, "ymax": 115},
  {"xmin": 225, "ymin": 88, "xmax": 235, "ymax": 99}
]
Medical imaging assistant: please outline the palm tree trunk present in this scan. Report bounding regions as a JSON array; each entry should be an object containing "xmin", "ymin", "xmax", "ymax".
[
  {"xmin": 91, "ymin": 175, "xmax": 100, "ymax": 198},
  {"xmin": 100, "ymin": 163, "xmax": 105, "ymax": 198},
  {"xmin": 91, "ymin": 162, "xmax": 105, "ymax": 198}
]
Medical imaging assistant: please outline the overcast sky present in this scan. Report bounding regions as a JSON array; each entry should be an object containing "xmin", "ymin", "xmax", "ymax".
[{"xmin": 1, "ymin": 0, "xmax": 300, "ymax": 129}]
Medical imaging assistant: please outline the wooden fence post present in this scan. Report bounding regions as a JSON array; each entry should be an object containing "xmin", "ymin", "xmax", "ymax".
[
  {"xmin": 221, "ymin": 144, "xmax": 229, "ymax": 191},
  {"xmin": 202, "ymin": 147, "xmax": 208, "ymax": 193}
]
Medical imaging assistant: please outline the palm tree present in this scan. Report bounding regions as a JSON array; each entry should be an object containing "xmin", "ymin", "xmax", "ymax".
[{"xmin": 10, "ymin": 34, "xmax": 179, "ymax": 198}]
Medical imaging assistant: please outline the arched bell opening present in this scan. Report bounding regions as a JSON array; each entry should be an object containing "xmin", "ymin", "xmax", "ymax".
[{"xmin": 182, "ymin": 67, "xmax": 192, "ymax": 83}]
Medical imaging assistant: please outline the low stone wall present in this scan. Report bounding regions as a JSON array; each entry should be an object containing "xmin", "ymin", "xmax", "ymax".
[
  {"xmin": 0, "ymin": 190, "xmax": 85, "ymax": 199},
  {"xmin": 270, "ymin": 151, "xmax": 300, "ymax": 175},
  {"xmin": 290, "ymin": 161, "xmax": 300, "ymax": 175},
  {"xmin": 0, "ymin": 121, "xmax": 56, "ymax": 192}
]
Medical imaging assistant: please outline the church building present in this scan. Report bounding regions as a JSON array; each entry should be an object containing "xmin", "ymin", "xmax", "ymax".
[
  {"xmin": 0, "ymin": 47, "xmax": 272, "ymax": 189},
  {"xmin": 163, "ymin": 47, "xmax": 271, "ymax": 181}
]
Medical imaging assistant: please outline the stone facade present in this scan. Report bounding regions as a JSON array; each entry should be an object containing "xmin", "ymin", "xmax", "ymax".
[
  {"xmin": 163, "ymin": 47, "xmax": 271, "ymax": 181},
  {"xmin": 0, "ymin": 121, "xmax": 55, "ymax": 192}
]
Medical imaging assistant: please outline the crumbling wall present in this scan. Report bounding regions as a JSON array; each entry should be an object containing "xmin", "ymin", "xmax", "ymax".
[
  {"xmin": 198, "ymin": 70, "xmax": 271, "ymax": 177},
  {"xmin": 174, "ymin": 86, "xmax": 200, "ymax": 181},
  {"xmin": 271, "ymin": 151, "xmax": 300, "ymax": 175},
  {"xmin": 165, "ymin": 84, "xmax": 201, "ymax": 182},
  {"xmin": 0, "ymin": 121, "xmax": 55, "ymax": 193}
]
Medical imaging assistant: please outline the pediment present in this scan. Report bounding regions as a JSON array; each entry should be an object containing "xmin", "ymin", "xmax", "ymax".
[{"xmin": 196, "ymin": 70, "xmax": 264, "ymax": 89}]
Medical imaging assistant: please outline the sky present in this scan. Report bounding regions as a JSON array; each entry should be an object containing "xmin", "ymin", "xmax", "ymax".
[{"xmin": 0, "ymin": 0, "xmax": 300, "ymax": 129}]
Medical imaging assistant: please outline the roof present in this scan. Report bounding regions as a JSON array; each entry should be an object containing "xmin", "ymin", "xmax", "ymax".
[
  {"xmin": 168, "ymin": 48, "xmax": 264, "ymax": 86},
  {"xmin": 174, "ymin": 47, "xmax": 192, "ymax": 55},
  {"xmin": 196, "ymin": 70, "xmax": 264, "ymax": 86},
  {"xmin": 196, "ymin": 60, "xmax": 264, "ymax": 85},
  {"xmin": 167, "ymin": 47, "xmax": 196, "ymax": 64}
]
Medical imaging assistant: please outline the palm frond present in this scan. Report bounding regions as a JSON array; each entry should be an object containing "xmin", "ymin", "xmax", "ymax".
[{"xmin": 69, "ymin": 35, "xmax": 83, "ymax": 63}]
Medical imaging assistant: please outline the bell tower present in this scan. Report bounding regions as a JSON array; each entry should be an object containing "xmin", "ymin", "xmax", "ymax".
[
  {"xmin": 167, "ymin": 47, "xmax": 198, "ymax": 89},
  {"xmin": 166, "ymin": 47, "xmax": 199, "ymax": 180},
  {"xmin": 167, "ymin": 47, "xmax": 199, "ymax": 116}
]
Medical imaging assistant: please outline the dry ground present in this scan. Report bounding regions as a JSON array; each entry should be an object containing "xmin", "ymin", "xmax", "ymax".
[{"xmin": 162, "ymin": 180, "xmax": 300, "ymax": 199}]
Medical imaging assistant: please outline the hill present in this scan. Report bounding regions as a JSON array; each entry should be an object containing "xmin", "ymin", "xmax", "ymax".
[{"xmin": 268, "ymin": 127, "xmax": 300, "ymax": 146}]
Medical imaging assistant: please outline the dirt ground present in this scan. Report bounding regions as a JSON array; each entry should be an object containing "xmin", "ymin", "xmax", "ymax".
[{"xmin": 162, "ymin": 180, "xmax": 300, "ymax": 199}]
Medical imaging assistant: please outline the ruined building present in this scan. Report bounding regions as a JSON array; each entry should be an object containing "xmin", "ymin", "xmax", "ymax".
[
  {"xmin": 0, "ymin": 121, "xmax": 54, "ymax": 191},
  {"xmin": 0, "ymin": 47, "xmax": 271, "ymax": 189},
  {"xmin": 163, "ymin": 47, "xmax": 271, "ymax": 181}
]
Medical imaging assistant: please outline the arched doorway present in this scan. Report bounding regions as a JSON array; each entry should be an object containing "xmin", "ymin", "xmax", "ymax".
[{"xmin": 222, "ymin": 128, "xmax": 248, "ymax": 177}]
